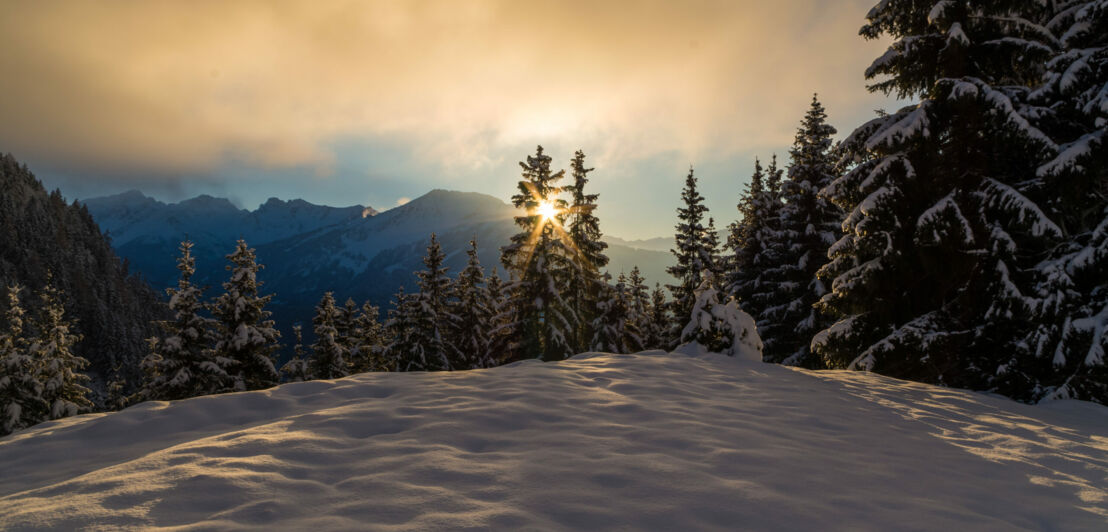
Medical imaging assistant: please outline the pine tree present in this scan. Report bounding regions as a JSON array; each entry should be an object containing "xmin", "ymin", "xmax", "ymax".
[
  {"xmin": 384, "ymin": 286, "xmax": 420, "ymax": 372},
  {"xmin": 348, "ymin": 302, "xmax": 387, "ymax": 373},
  {"xmin": 641, "ymin": 284, "xmax": 671, "ymax": 350},
  {"xmin": 500, "ymin": 145, "xmax": 576, "ymax": 362},
  {"xmin": 448, "ymin": 238, "xmax": 493, "ymax": 370},
  {"xmin": 725, "ymin": 158, "xmax": 766, "ymax": 300},
  {"xmin": 590, "ymin": 273, "xmax": 643, "ymax": 354},
  {"xmin": 309, "ymin": 292, "xmax": 350, "ymax": 380},
  {"xmin": 210, "ymin": 240, "xmax": 281, "ymax": 391},
  {"xmin": 680, "ymin": 271, "xmax": 764, "ymax": 360},
  {"xmin": 813, "ymin": 0, "xmax": 1061, "ymax": 398},
  {"xmin": 667, "ymin": 167, "xmax": 720, "ymax": 346},
  {"xmin": 758, "ymin": 96, "xmax": 841, "ymax": 368},
  {"xmin": 409, "ymin": 234, "xmax": 453, "ymax": 371},
  {"xmin": 280, "ymin": 325, "xmax": 312, "ymax": 382},
  {"xmin": 1012, "ymin": 1, "xmax": 1108, "ymax": 402},
  {"xmin": 0, "ymin": 284, "xmax": 43, "ymax": 435},
  {"xmin": 484, "ymin": 271, "xmax": 513, "ymax": 366},
  {"xmin": 565, "ymin": 150, "xmax": 609, "ymax": 352},
  {"xmin": 336, "ymin": 297, "xmax": 359, "ymax": 352},
  {"xmin": 33, "ymin": 276, "xmax": 93, "ymax": 420},
  {"xmin": 139, "ymin": 240, "xmax": 226, "ymax": 401}
]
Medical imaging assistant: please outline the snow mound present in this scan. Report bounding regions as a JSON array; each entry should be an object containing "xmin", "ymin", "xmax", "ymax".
[{"xmin": 1, "ymin": 351, "xmax": 1106, "ymax": 530}]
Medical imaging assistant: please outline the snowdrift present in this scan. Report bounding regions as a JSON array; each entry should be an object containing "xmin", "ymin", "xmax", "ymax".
[{"xmin": 1, "ymin": 350, "xmax": 1105, "ymax": 530}]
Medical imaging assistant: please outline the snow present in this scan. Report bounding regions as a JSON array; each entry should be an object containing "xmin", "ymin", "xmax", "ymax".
[{"xmin": 1, "ymin": 351, "xmax": 1106, "ymax": 530}]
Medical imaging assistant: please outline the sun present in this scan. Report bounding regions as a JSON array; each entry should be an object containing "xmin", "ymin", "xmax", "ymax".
[{"xmin": 535, "ymin": 200, "xmax": 559, "ymax": 223}]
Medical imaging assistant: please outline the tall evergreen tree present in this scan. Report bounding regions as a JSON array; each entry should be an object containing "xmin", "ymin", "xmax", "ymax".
[
  {"xmin": 0, "ymin": 284, "xmax": 42, "ymax": 435},
  {"xmin": 383, "ymin": 286, "xmax": 419, "ymax": 372},
  {"xmin": 139, "ymin": 240, "xmax": 226, "ymax": 401},
  {"xmin": 565, "ymin": 150, "xmax": 609, "ymax": 352},
  {"xmin": 210, "ymin": 240, "xmax": 281, "ymax": 391},
  {"xmin": 667, "ymin": 167, "xmax": 719, "ymax": 346},
  {"xmin": 309, "ymin": 292, "xmax": 350, "ymax": 380},
  {"xmin": 280, "ymin": 325, "xmax": 312, "ymax": 383},
  {"xmin": 758, "ymin": 96, "xmax": 841, "ymax": 368},
  {"xmin": 33, "ymin": 276, "xmax": 93, "ymax": 420},
  {"xmin": 448, "ymin": 239, "xmax": 492, "ymax": 369},
  {"xmin": 410, "ymin": 234, "xmax": 453, "ymax": 371},
  {"xmin": 348, "ymin": 302, "xmax": 387, "ymax": 373},
  {"xmin": 500, "ymin": 146, "xmax": 576, "ymax": 362},
  {"xmin": 813, "ymin": 0, "xmax": 1064, "ymax": 399},
  {"xmin": 484, "ymin": 271, "xmax": 513, "ymax": 366},
  {"xmin": 642, "ymin": 283, "xmax": 671, "ymax": 350}
]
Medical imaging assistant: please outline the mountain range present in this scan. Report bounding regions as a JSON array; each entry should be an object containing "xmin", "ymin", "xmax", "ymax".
[{"xmin": 82, "ymin": 189, "xmax": 675, "ymax": 349}]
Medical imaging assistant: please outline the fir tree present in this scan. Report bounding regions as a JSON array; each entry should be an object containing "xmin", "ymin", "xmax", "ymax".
[
  {"xmin": 680, "ymin": 271, "xmax": 763, "ymax": 360},
  {"xmin": 484, "ymin": 271, "xmax": 513, "ymax": 366},
  {"xmin": 667, "ymin": 167, "xmax": 719, "ymax": 346},
  {"xmin": 384, "ymin": 286, "xmax": 420, "ymax": 372},
  {"xmin": 590, "ymin": 273, "xmax": 643, "ymax": 354},
  {"xmin": 210, "ymin": 240, "xmax": 281, "ymax": 391},
  {"xmin": 448, "ymin": 238, "xmax": 493, "ymax": 370},
  {"xmin": 139, "ymin": 240, "xmax": 226, "ymax": 401},
  {"xmin": 813, "ymin": 0, "xmax": 1062, "ymax": 399},
  {"xmin": 641, "ymin": 283, "xmax": 671, "ymax": 350},
  {"xmin": 565, "ymin": 150, "xmax": 609, "ymax": 352},
  {"xmin": 309, "ymin": 292, "xmax": 349, "ymax": 380},
  {"xmin": 758, "ymin": 96, "xmax": 841, "ymax": 368},
  {"xmin": 500, "ymin": 146, "xmax": 576, "ymax": 362},
  {"xmin": 348, "ymin": 302, "xmax": 387, "ymax": 373},
  {"xmin": 0, "ymin": 284, "xmax": 42, "ymax": 435},
  {"xmin": 280, "ymin": 325, "xmax": 312, "ymax": 382},
  {"xmin": 33, "ymin": 276, "xmax": 93, "ymax": 420},
  {"xmin": 336, "ymin": 297, "xmax": 359, "ymax": 353},
  {"xmin": 410, "ymin": 234, "xmax": 453, "ymax": 371}
]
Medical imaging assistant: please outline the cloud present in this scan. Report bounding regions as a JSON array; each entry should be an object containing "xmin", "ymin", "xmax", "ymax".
[
  {"xmin": 0, "ymin": 0, "xmax": 894, "ymax": 185},
  {"xmin": 396, "ymin": 197, "xmax": 411, "ymax": 207}
]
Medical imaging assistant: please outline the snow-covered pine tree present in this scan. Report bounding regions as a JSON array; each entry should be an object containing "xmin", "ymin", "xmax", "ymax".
[
  {"xmin": 813, "ymin": 0, "xmax": 1061, "ymax": 397},
  {"xmin": 210, "ymin": 240, "xmax": 281, "ymax": 391},
  {"xmin": 565, "ymin": 150, "xmax": 610, "ymax": 352},
  {"xmin": 309, "ymin": 292, "xmax": 350, "ymax": 380},
  {"xmin": 1012, "ymin": 0, "xmax": 1108, "ymax": 403},
  {"xmin": 590, "ymin": 273, "xmax": 643, "ymax": 354},
  {"xmin": 641, "ymin": 283, "xmax": 671, "ymax": 350},
  {"xmin": 757, "ymin": 96, "xmax": 841, "ymax": 368},
  {"xmin": 383, "ymin": 286, "xmax": 420, "ymax": 372},
  {"xmin": 500, "ymin": 146, "xmax": 576, "ymax": 362},
  {"xmin": 348, "ymin": 302, "xmax": 387, "ymax": 373},
  {"xmin": 336, "ymin": 297, "xmax": 359, "ymax": 353},
  {"xmin": 0, "ymin": 284, "xmax": 43, "ymax": 435},
  {"xmin": 725, "ymin": 157, "xmax": 765, "ymax": 300},
  {"xmin": 139, "ymin": 240, "xmax": 227, "ymax": 401},
  {"xmin": 666, "ymin": 167, "xmax": 720, "ymax": 346},
  {"xmin": 33, "ymin": 276, "xmax": 93, "ymax": 420},
  {"xmin": 280, "ymin": 325, "xmax": 312, "ymax": 382},
  {"xmin": 409, "ymin": 233, "xmax": 453, "ymax": 371},
  {"xmin": 484, "ymin": 271, "xmax": 513, "ymax": 366},
  {"xmin": 680, "ymin": 271, "xmax": 763, "ymax": 361},
  {"xmin": 448, "ymin": 239, "xmax": 492, "ymax": 370}
]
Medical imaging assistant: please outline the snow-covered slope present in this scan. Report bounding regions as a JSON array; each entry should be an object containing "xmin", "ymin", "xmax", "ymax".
[{"xmin": 1, "ymin": 351, "xmax": 1104, "ymax": 530}]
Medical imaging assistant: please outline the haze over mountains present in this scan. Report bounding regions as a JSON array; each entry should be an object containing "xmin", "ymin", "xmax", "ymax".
[{"xmin": 83, "ymin": 189, "xmax": 674, "ymax": 348}]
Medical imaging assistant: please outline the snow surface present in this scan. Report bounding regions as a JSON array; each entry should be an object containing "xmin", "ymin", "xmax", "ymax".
[{"xmin": 1, "ymin": 351, "xmax": 1106, "ymax": 530}]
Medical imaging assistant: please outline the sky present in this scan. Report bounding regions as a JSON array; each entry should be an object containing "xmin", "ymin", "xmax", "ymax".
[{"xmin": 0, "ymin": 0, "xmax": 900, "ymax": 240}]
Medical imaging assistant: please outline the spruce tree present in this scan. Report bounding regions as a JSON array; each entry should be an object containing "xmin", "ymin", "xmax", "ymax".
[
  {"xmin": 348, "ymin": 302, "xmax": 387, "ymax": 373},
  {"xmin": 140, "ymin": 240, "xmax": 226, "ymax": 401},
  {"xmin": 565, "ymin": 150, "xmax": 609, "ymax": 352},
  {"xmin": 280, "ymin": 325, "xmax": 312, "ymax": 382},
  {"xmin": 590, "ymin": 273, "xmax": 643, "ymax": 354},
  {"xmin": 0, "ymin": 284, "xmax": 42, "ymax": 435},
  {"xmin": 33, "ymin": 276, "xmax": 93, "ymax": 420},
  {"xmin": 384, "ymin": 286, "xmax": 420, "ymax": 372},
  {"xmin": 336, "ymin": 297, "xmax": 359, "ymax": 353},
  {"xmin": 500, "ymin": 145, "xmax": 576, "ymax": 362},
  {"xmin": 758, "ymin": 96, "xmax": 841, "ymax": 368},
  {"xmin": 642, "ymin": 284, "xmax": 671, "ymax": 350},
  {"xmin": 410, "ymin": 234, "xmax": 453, "ymax": 371},
  {"xmin": 680, "ymin": 271, "xmax": 764, "ymax": 360},
  {"xmin": 484, "ymin": 271, "xmax": 513, "ymax": 366},
  {"xmin": 309, "ymin": 292, "xmax": 350, "ymax": 380},
  {"xmin": 666, "ymin": 167, "xmax": 719, "ymax": 346},
  {"xmin": 210, "ymin": 240, "xmax": 281, "ymax": 391},
  {"xmin": 725, "ymin": 158, "xmax": 766, "ymax": 301},
  {"xmin": 813, "ymin": 0, "xmax": 1062, "ymax": 398},
  {"xmin": 448, "ymin": 239, "xmax": 492, "ymax": 370}
]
